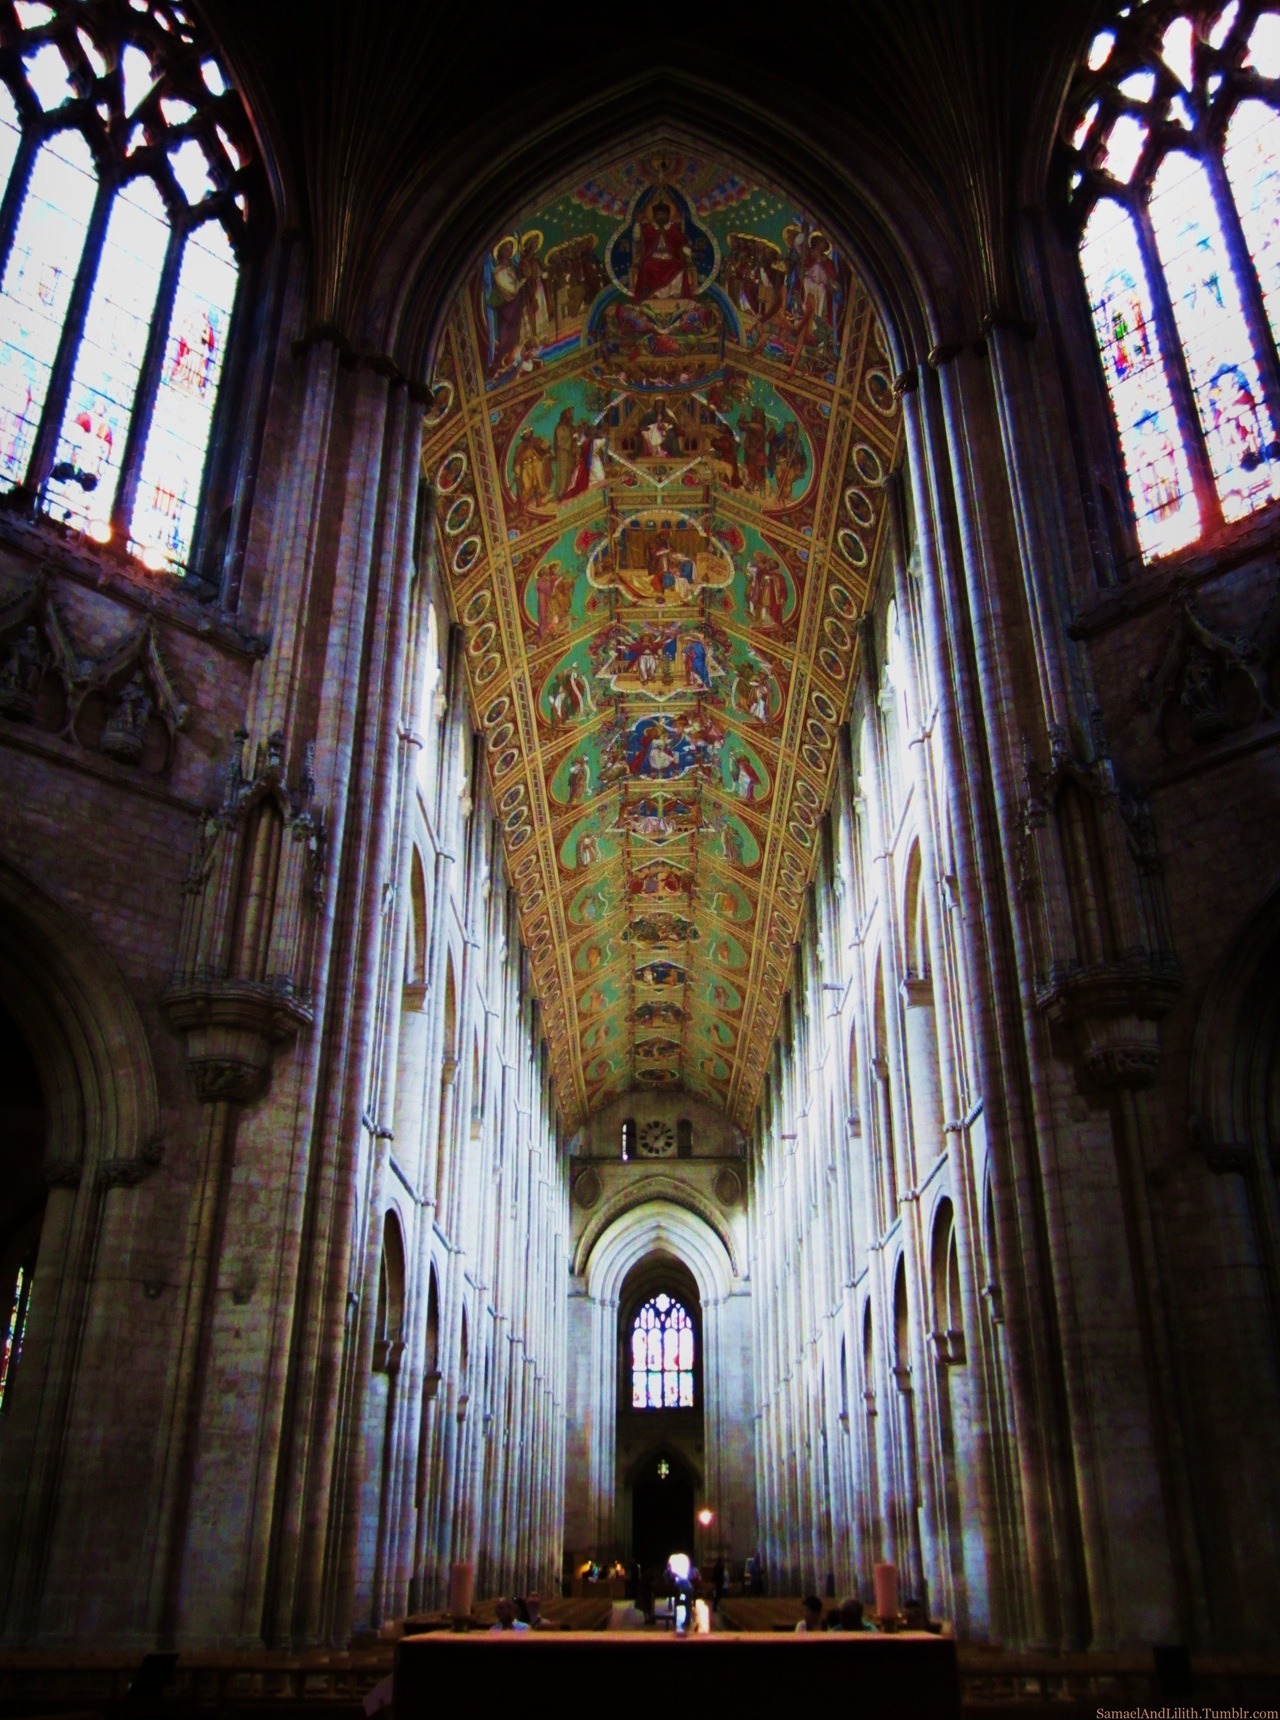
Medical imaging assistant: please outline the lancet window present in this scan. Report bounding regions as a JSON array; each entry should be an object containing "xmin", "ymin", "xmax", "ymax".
[
  {"xmin": 630, "ymin": 1293, "xmax": 695, "ymax": 1409},
  {"xmin": 0, "ymin": 1, "xmax": 259, "ymax": 573},
  {"xmin": 1064, "ymin": 2, "xmax": 1280, "ymax": 560},
  {"xmin": 0, "ymin": 1260, "xmax": 31, "ymax": 1411}
]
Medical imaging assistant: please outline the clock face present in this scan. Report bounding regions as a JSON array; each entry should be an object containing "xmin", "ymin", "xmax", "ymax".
[{"xmin": 637, "ymin": 1119, "xmax": 675, "ymax": 1157}]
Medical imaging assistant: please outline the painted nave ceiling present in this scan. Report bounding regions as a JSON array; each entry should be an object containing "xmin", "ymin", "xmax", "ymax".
[{"xmin": 421, "ymin": 149, "xmax": 899, "ymax": 1127}]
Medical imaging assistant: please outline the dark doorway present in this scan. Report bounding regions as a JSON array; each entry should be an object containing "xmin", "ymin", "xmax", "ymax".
[{"xmin": 630, "ymin": 1451, "xmax": 694, "ymax": 1574}]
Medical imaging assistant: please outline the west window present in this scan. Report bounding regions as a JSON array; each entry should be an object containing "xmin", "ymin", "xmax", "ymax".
[
  {"xmin": 0, "ymin": 0, "xmax": 259, "ymax": 574},
  {"xmin": 630, "ymin": 1292, "xmax": 695, "ymax": 1410},
  {"xmin": 1063, "ymin": 2, "xmax": 1280, "ymax": 561}
]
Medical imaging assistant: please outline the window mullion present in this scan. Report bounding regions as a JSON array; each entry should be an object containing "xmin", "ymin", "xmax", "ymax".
[
  {"xmin": 0, "ymin": 130, "xmax": 37, "ymax": 284},
  {"xmin": 112, "ymin": 213, "xmax": 184, "ymax": 542},
  {"xmin": 1205, "ymin": 134, "xmax": 1280, "ymax": 437},
  {"xmin": 25, "ymin": 170, "xmax": 115, "ymax": 501},
  {"xmin": 1133, "ymin": 192, "xmax": 1224, "ymax": 532}
]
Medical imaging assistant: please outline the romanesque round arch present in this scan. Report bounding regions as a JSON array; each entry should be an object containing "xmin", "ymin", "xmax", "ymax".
[{"xmin": 0, "ymin": 856, "xmax": 160, "ymax": 1183}]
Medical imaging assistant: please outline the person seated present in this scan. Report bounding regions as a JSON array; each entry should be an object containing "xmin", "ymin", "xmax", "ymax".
[
  {"xmin": 525, "ymin": 1592, "xmax": 551, "ymax": 1629},
  {"xmin": 902, "ymin": 1596, "xmax": 941, "ymax": 1633},
  {"xmin": 838, "ymin": 1596, "xmax": 877, "ymax": 1632},
  {"xmin": 795, "ymin": 1594, "xmax": 825, "ymax": 1632},
  {"xmin": 490, "ymin": 1597, "xmax": 529, "ymax": 1631}
]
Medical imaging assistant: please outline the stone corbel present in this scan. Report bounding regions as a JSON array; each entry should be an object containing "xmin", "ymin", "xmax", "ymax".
[
  {"xmin": 1038, "ymin": 962, "xmax": 1179, "ymax": 1090},
  {"xmin": 163, "ymin": 978, "xmax": 314, "ymax": 1103}
]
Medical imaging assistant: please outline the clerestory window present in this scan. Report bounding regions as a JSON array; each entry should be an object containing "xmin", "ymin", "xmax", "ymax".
[
  {"xmin": 1064, "ymin": 2, "xmax": 1280, "ymax": 561},
  {"xmin": 0, "ymin": 0, "xmax": 259, "ymax": 574},
  {"xmin": 630, "ymin": 1292, "xmax": 695, "ymax": 1409}
]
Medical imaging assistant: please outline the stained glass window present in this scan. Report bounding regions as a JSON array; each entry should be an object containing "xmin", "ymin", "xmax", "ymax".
[
  {"xmin": 1149, "ymin": 150, "xmax": 1280, "ymax": 519},
  {"xmin": 1224, "ymin": 99, "xmax": 1280, "ymax": 347},
  {"xmin": 1080, "ymin": 201, "xmax": 1200, "ymax": 557},
  {"xmin": 1063, "ymin": 1, "xmax": 1280, "ymax": 560},
  {"xmin": 45, "ymin": 180, "xmax": 170, "ymax": 538},
  {"xmin": 631, "ymin": 1293, "xmax": 695, "ymax": 1409},
  {"xmin": 131, "ymin": 222, "xmax": 238, "ymax": 568},
  {"xmin": 0, "ymin": 1, "xmax": 258, "ymax": 573},
  {"xmin": 0, "ymin": 1263, "xmax": 32, "ymax": 1412},
  {"xmin": 0, "ymin": 131, "xmax": 97, "ymax": 488}
]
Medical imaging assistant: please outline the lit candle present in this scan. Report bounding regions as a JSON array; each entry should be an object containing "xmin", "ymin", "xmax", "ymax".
[{"xmin": 873, "ymin": 1561, "xmax": 899, "ymax": 1623}]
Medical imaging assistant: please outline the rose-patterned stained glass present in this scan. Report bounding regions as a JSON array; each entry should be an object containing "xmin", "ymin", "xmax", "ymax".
[
  {"xmin": 0, "ymin": 130, "xmax": 97, "ymax": 487},
  {"xmin": 1224, "ymin": 99, "xmax": 1280, "ymax": 356},
  {"xmin": 130, "ymin": 221, "xmax": 237, "ymax": 570},
  {"xmin": 1149, "ymin": 148, "xmax": 1280, "ymax": 521},
  {"xmin": 631, "ymin": 1292, "xmax": 695, "ymax": 1410},
  {"xmin": 44, "ymin": 180, "xmax": 170, "ymax": 539},
  {"xmin": 1079, "ymin": 197, "xmax": 1201, "ymax": 558},
  {"xmin": 0, "ymin": 1263, "xmax": 31, "ymax": 1412}
]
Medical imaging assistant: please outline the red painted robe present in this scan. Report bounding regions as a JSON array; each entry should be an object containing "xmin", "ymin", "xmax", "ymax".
[{"xmin": 631, "ymin": 218, "xmax": 697, "ymax": 300}]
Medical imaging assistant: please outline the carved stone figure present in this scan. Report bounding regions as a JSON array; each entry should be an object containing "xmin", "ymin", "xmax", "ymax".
[
  {"xmin": 0, "ymin": 625, "xmax": 44, "ymax": 719},
  {"xmin": 100, "ymin": 671, "xmax": 153, "ymax": 762}
]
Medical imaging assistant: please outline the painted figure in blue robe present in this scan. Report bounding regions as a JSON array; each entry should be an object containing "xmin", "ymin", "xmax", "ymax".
[{"xmin": 684, "ymin": 637, "xmax": 711, "ymax": 689}]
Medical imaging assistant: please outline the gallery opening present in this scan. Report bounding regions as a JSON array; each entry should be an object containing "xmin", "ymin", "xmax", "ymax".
[{"xmin": 0, "ymin": 0, "xmax": 1277, "ymax": 1706}]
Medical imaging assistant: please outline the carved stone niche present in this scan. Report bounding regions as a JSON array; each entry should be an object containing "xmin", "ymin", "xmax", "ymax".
[
  {"xmin": 1138, "ymin": 592, "xmax": 1280, "ymax": 754},
  {"xmin": 1021, "ymin": 718, "xmax": 1180, "ymax": 1092},
  {"xmin": 0, "ymin": 568, "xmax": 77, "ymax": 729},
  {"xmin": 0, "ymin": 567, "xmax": 187, "ymax": 770},
  {"xmin": 75, "ymin": 617, "xmax": 187, "ymax": 772},
  {"xmin": 162, "ymin": 731, "xmax": 323, "ymax": 1104}
]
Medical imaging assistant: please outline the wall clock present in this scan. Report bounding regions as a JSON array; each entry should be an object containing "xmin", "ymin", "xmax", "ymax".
[{"xmin": 637, "ymin": 1119, "xmax": 675, "ymax": 1157}]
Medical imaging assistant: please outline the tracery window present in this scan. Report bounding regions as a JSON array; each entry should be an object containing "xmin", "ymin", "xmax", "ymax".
[
  {"xmin": 630, "ymin": 1293, "xmax": 695, "ymax": 1409},
  {"xmin": 1064, "ymin": 2, "xmax": 1280, "ymax": 560},
  {"xmin": 0, "ymin": 1, "xmax": 259, "ymax": 574}
]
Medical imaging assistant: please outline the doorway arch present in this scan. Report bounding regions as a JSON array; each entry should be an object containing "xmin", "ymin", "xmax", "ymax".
[
  {"xmin": 571, "ymin": 1199, "xmax": 739, "ymax": 1570},
  {"xmin": 0, "ymin": 858, "xmax": 160, "ymax": 1641},
  {"xmin": 628, "ymin": 1446, "xmax": 698, "ymax": 1577},
  {"xmin": 618, "ymin": 1256, "xmax": 703, "ymax": 1577}
]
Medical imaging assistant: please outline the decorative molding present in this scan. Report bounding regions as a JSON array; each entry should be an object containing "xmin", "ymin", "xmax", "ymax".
[
  {"xmin": 572, "ymin": 1167, "xmax": 601, "ymax": 1209},
  {"xmin": 713, "ymin": 1166, "xmax": 743, "ymax": 1208}
]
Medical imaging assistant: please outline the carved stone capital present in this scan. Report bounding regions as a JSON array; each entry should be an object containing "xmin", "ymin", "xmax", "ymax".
[{"xmin": 99, "ymin": 1152, "xmax": 161, "ymax": 1189}]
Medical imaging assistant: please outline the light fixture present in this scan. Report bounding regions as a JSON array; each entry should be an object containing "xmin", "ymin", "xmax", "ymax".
[{"xmin": 697, "ymin": 1507, "xmax": 714, "ymax": 1527}]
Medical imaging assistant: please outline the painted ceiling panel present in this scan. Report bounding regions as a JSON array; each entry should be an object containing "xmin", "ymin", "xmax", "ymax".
[{"xmin": 422, "ymin": 145, "xmax": 900, "ymax": 1128}]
